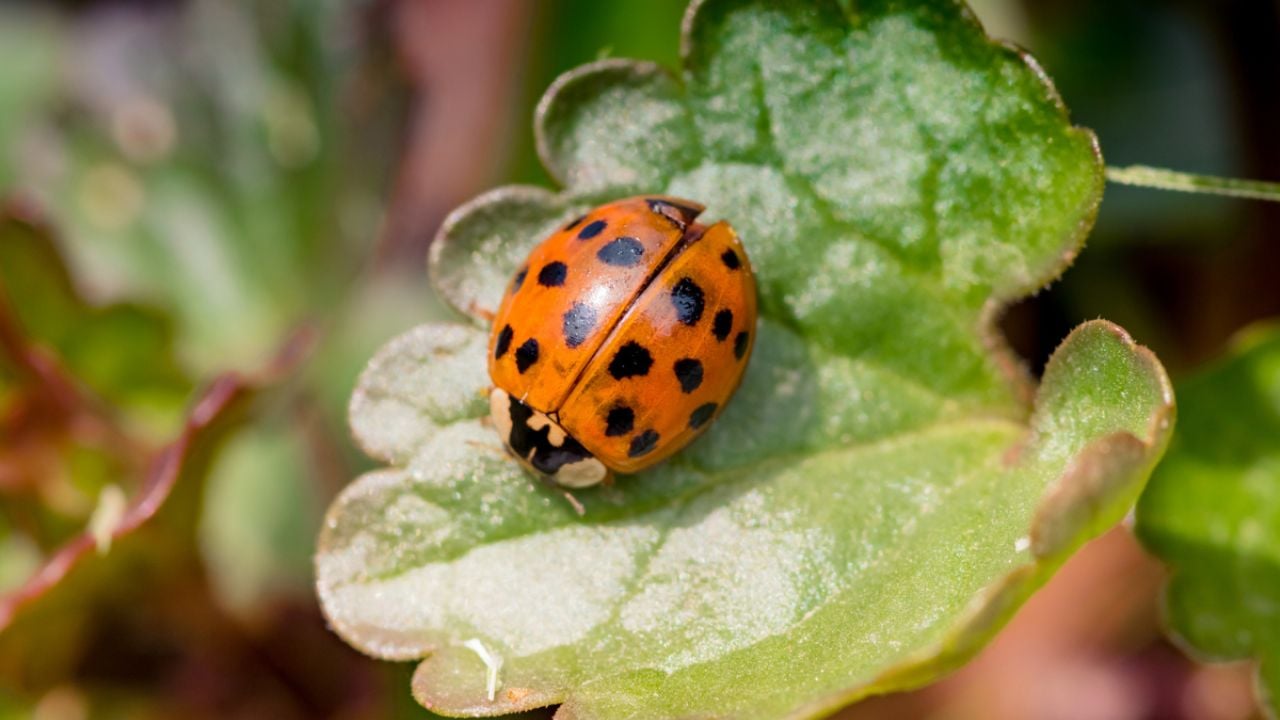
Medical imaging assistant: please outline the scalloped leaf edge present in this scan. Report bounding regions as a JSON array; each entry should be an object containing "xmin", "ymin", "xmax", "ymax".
[
  {"xmin": 771, "ymin": 320, "xmax": 1173, "ymax": 719},
  {"xmin": 521, "ymin": 0, "xmax": 1106, "ymax": 410},
  {"xmin": 353, "ymin": 0, "xmax": 1170, "ymax": 715},
  {"xmin": 318, "ymin": 318, "xmax": 1173, "ymax": 718}
]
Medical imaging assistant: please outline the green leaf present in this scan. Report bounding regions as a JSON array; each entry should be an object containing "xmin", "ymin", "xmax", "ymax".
[
  {"xmin": 0, "ymin": 205, "xmax": 190, "ymax": 436},
  {"xmin": 0, "ymin": 205, "xmax": 192, "ymax": 557},
  {"xmin": 0, "ymin": 1, "xmax": 400, "ymax": 375},
  {"xmin": 0, "ymin": 7, "xmax": 60, "ymax": 192},
  {"xmin": 1136, "ymin": 324, "xmax": 1280, "ymax": 715},
  {"xmin": 199, "ymin": 425, "xmax": 319, "ymax": 614},
  {"xmin": 318, "ymin": 1, "xmax": 1174, "ymax": 717},
  {"xmin": 0, "ymin": 370, "xmax": 263, "ymax": 683}
]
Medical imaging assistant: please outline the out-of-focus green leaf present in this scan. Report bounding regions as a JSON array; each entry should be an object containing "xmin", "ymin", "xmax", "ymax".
[
  {"xmin": 317, "ymin": 1, "xmax": 1175, "ymax": 718},
  {"xmin": 0, "ymin": 206, "xmax": 189, "ymax": 436},
  {"xmin": 0, "ymin": 371, "xmax": 261, "ymax": 688},
  {"xmin": 309, "ymin": 272, "xmax": 457, "ymax": 451},
  {"xmin": 1137, "ymin": 324, "xmax": 1280, "ymax": 716},
  {"xmin": 0, "ymin": 2, "xmax": 403, "ymax": 715},
  {"xmin": 0, "ymin": 7, "xmax": 60, "ymax": 192},
  {"xmin": 3, "ymin": 0, "xmax": 401, "ymax": 374},
  {"xmin": 200, "ymin": 425, "xmax": 317, "ymax": 614},
  {"xmin": 0, "ymin": 206, "xmax": 191, "ymax": 559},
  {"xmin": 0, "ymin": 520, "xmax": 39, "ymax": 596},
  {"xmin": 195, "ymin": 275, "xmax": 454, "ymax": 616}
]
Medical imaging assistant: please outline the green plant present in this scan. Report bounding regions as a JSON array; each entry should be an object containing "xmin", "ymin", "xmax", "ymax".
[
  {"xmin": 316, "ymin": 1, "xmax": 1180, "ymax": 717},
  {"xmin": 1136, "ymin": 324, "xmax": 1280, "ymax": 712}
]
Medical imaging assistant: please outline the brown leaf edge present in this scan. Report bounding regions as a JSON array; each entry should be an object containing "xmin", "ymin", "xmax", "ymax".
[{"xmin": 784, "ymin": 321, "xmax": 1175, "ymax": 720}]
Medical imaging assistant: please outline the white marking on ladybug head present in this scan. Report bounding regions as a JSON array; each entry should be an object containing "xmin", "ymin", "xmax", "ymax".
[
  {"xmin": 489, "ymin": 387, "xmax": 607, "ymax": 488},
  {"xmin": 522, "ymin": 407, "xmax": 605, "ymax": 487},
  {"xmin": 489, "ymin": 388, "xmax": 514, "ymax": 446},
  {"xmin": 527, "ymin": 412, "xmax": 567, "ymax": 446},
  {"xmin": 555, "ymin": 457, "xmax": 608, "ymax": 488}
]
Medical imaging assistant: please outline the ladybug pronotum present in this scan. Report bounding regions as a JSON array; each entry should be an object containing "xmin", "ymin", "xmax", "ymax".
[{"xmin": 487, "ymin": 196, "xmax": 757, "ymax": 487}]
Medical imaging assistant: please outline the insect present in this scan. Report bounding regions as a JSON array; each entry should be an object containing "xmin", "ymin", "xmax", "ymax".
[{"xmin": 487, "ymin": 195, "xmax": 757, "ymax": 487}]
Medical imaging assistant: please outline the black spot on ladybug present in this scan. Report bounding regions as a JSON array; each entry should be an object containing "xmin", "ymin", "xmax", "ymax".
[
  {"xmin": 608, "ymin": 341, "xmax": 653, "ymax": 380},
  {"xmin": 721, "ymin": 249, "xmax": 741, "ymax": 270},
  {"xmin": 562, "ymin": 302, "xmax": 597, "ymax": 349},
  {"xmin": 597, "ymin": 236, "xmax": 645, "ymax": 267},
  {"xmin": 512, "ymin": 266, "xmax": 528, "ymax": 292},
  {"xmin": 578, "ymin": 219, "xmax": 607, "ymax": 240},
  {"xmin": 628, "ymin": 429, "xmax": 660, "ymax": 458},
  {"xmin": 688, "ymin": 402, "xmax": 718, "ymax": 429},
  {"xmin": 671, "ymin": 277, "xmax": 705, "ymax": 326},
  {"xmin": 494, "ymin": 324, "xmax": 514, "ymax": 359},
  {"xmin": 712, "ymin": 309, "xmax": 733, "ymax": 342},
  {"xmin": 673, "ymin": 358, "xmax": 703, "ymax": 393},
  {"xmin": 538, "ymin": 261, "xmax": 568, "ymax": 287},
  {"xmin": 505, "ymin": 396, "xmax": 593, "ymax": 475},
  {"xmin": 515, "ymin": 338, "xmax": 540, "ymax": 373},
  {"xmin": 734, "ymin": 331, "xmax": 750, "ymax": 360},
  {"xmin": 604, "ymin": 405, "xmax": 635, "ymax": 437},
  {"xmin": 564, "ymin": 214, "xmax": 587, "ymax": 231}
]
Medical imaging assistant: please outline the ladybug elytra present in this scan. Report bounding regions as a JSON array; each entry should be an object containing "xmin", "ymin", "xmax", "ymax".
[{"xmin": 487, "ymin": 196, "xmax": 757, "ymax": 487}]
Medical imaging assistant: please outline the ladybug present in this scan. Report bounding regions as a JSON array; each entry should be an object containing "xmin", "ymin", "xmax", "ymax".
[{"xmin": 487, "ymin": 196, "xmax": 757, "ymax": 487}]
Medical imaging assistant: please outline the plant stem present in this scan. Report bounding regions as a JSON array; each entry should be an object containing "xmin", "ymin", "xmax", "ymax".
[{"xmin": 1106, "ymin": 165, "xmax": 1280, "ymax": 202}]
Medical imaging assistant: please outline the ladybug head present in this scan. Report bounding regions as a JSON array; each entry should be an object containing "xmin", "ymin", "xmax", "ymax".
[{"xmin": 488, "ymin": 388, "xmax": 607, "ymax": 488}]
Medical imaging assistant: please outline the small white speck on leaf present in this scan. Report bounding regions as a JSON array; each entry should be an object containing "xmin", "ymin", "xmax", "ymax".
[{"xmin": 463, "ymin": 638, "xmax": 503, "ymax": 702}]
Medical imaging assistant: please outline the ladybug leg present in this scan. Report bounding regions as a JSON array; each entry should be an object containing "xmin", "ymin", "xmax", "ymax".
[
  {"xmin": 528, "ymin": 473, "xmax": 586, "ymax": 516},
  {"xmin": 559, "ymin": 489, "xmax": 586, "ymax": 516},
  {"xmin": 466, "ymin": 439, "xmax": 502, "ymax": 453}
]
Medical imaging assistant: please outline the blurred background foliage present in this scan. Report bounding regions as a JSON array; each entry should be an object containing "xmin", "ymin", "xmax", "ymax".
[{"xmin": 0, "ymin": 0, "xmax": 1276, "ymax": 718}]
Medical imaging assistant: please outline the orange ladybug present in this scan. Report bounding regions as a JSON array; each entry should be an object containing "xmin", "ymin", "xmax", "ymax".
[{"xmin": 487, "ymin": 196, "xmax": 757, "ymax": 487}]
